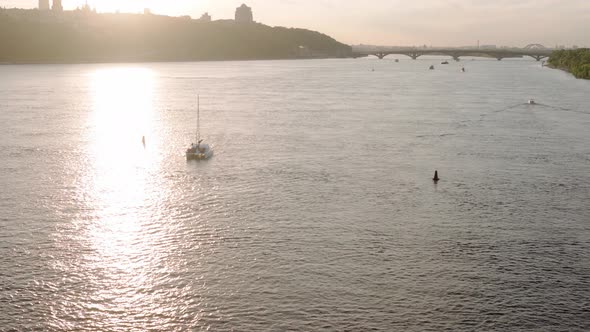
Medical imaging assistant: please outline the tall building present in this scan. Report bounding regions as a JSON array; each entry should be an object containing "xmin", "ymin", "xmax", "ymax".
[
  {"xmin": 235, "ymin": 4, "xmax": 253, "ymax": 23},
  {"xmin": 52, "ymin": 0, "xmax": 63, "ymax": 12},
  {"xmin": 39, "ymin": 0, "xmax": 50, "ymax": 10},
  {"xmin": 199, "ymin": 12, "xmax": 212, "ymax": 22}
]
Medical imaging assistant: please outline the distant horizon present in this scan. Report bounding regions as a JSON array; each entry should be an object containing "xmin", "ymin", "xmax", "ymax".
[{"xmin": 1, "ymin": 0, "xmax": 589, "ymax": 48}]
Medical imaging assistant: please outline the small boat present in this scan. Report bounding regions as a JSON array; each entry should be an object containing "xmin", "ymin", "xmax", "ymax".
[
  {"xmin": 528, "ymin": 99, "xmax": 535, "ymax": 105},
  {"xmin": 429, "ymin": 65, "xmax": 434, "ymax": 70},
  {"xmin": 395, "ymin": 59, "xmax": 399, "ymax": 63},
  {"xmin": 186, "ymin": 96, "xmax": 213, "ymax": 160},
  {"xmin": 441, "ymin": 61, "xmax": 449, "ymax": 64},
  {"xmin": 461, "ymin": 67, "xmax": 466, "ymax": 72}
]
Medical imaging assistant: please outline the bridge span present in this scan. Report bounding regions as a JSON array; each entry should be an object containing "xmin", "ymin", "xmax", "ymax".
[{"xmin": 353, "ymin": 46, "xmax": 553, "ymax": 61}]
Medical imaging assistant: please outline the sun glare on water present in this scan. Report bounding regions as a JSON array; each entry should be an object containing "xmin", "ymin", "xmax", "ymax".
[
  {"xmin": 86, "ymin": 67, "xmax": 159, "ymax": 278},
  {"xmin": 66, "ymin": 67, "xmax": 175, "ymax": 325},
  {"xmin": 90, "ymin": 67, "xmax": 155, "ymax": 159},
  {"xmin": 88, "ymin": 66, "xmax": 160, "ymax": 229}
]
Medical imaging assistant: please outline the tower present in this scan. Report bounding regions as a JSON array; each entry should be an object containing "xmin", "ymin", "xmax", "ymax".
[
  {"xmin": 199, "ymin": 12, "xmax": 212, "ymax": 22},
  {"xmin": 39, "ymin": 0, "xmax": 50, "ymax": 10},
  {"xmin": 235, "ymin": 4, "xmax": 253, "ymax": 23},
  {"xmin": 52, "ymin": 0, "xmax": 63, "ymax": 12}
]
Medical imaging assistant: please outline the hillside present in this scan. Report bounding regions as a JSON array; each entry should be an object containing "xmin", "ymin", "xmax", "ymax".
[{"xmin": 0, "ymin": 9, "xmax": 352, "ymax": 63}]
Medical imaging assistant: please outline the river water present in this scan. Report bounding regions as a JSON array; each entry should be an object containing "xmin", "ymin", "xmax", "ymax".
[{"xmin": 0, "ymin": 58, "xmax": 589, "ymax": 331}]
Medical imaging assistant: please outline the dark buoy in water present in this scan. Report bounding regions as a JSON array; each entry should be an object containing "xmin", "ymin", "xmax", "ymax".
[{"xmin": 433, "ymin": 170, "xmax": 440, "ymax": 182}]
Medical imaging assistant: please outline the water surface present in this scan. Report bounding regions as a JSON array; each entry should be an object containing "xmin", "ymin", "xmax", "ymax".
[{"xmin": 1, "ymin": 58, "xmax": 589, "ymax": 331}]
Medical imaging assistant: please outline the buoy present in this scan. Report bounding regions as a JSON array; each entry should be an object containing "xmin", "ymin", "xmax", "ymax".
[{"xmin": 433, "ymin": 170, "xmax": 440, "ymax": 182}]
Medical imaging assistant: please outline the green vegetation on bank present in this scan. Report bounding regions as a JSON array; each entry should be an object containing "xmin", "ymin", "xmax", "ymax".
[
  {"xmin": 548, "ymin": 48, "xmax": 590, "ymax": 79},
  {"xmin": 0, "ymin": 8, "xmax": 352, "ymax": 63}
]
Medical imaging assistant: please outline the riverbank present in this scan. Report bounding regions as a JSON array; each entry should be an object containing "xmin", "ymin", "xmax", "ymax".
[
  {"xmin": 547, "ymin": 49, "xmax": 590, "ymax": 79},
  {"xmin": 0, "ymin": 8, "xmax": 352, "ymax": 64},
  {"xmin": 0, "ymin": 55, "xmax": 343, "ymax": 66}
]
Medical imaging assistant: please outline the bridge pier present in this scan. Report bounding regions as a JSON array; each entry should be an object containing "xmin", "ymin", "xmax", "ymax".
[
  {"xmin": 404, "ymin": 52, "xmax": 421, "ymax": 60},
  {"xmin": 372, "ymin": 52, "xmax": 388, "ymax": 59},
  {"xmin": 529, "ymin": 55, "xmax": 547, "ymax": 61}
]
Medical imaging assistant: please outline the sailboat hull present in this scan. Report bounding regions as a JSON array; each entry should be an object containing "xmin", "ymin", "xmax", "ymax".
[
  {"xmin": 186, "ymin": 143, "xmax": 213, "ymax": 160},
  {"xmin": 186, "ymin": 150, "xmax": 213, "ymax": 160}
]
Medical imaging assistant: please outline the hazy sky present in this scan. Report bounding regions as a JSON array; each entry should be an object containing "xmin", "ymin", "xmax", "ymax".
[{"xmin": 2, "ymin": 0, "xmax": 589, "ymax": 47}]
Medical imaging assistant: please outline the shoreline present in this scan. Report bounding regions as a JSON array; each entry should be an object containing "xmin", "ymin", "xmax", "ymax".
[
  {"xmin": 545, "ymin": 63, "xmax": 572, "ymax": 76},
  {"xmin": 0, "ymin": 56, "xmax": 351, "ymax": 66}
]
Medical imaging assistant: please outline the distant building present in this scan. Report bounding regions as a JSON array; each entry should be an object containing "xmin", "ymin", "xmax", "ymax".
[
  {"xmin": 199, "ymin": 12, "xmax": 211, "ymax": 22},
  {"xmin": 81, "ymin": 1, "xmax": 93, "ymax": 13},
  {"xmin": 235, "ymin": 4, "xmax": 253, "ymax": 23},
  {"xmin": 52, "ymin": 0, "xmax": 62, "ymax": 12},
  {"xmin": 39, "ymin": 0, "xmax": 50, "ymax": 10}
]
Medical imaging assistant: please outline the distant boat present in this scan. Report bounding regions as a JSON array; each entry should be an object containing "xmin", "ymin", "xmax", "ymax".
[
  {"xmin": 429, "ymin": 65, "xmax": 435, "ymax": 70},
  {"xmin": 528, "ymin": 99, "xmax": 536, "ymax": 105},
  {"xmin": 441, "ymin": 61, "xmax": 449, "ymax": 64},
  {"xmin": 186, "ymin": 96, "xmax": 213, "ymax": 160},
  {"xmin": 461, "ymin": 67, "xmax": 466, "ymax": 72},
  {"xmin": 395, "ymin": 59, "xmax": 399, "ymax": 63}
]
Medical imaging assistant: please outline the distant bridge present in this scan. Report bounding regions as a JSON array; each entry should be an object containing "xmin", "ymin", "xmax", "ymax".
[{"xmin": 353, "ymin": 44, "xmax": 553, "ymax": 61}]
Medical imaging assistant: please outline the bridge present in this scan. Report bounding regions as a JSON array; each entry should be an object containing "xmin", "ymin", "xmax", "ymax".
[{"xmin": 353, "ymin": 44, "xmax": 553, "ymax": 61}]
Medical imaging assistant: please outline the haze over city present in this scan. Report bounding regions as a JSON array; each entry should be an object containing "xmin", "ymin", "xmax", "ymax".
[{"xmin": 1, "ymin": 0, "xmax": 589, "ymax": 47}]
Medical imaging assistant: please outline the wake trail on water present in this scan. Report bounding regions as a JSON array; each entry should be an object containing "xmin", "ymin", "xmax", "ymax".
[
  {"xmin": 477, "ymin": 102, "xmax": 523, "ymax": 121},
  {"xmin": 477, "ymin": 101, "xmax": 589, "ymax": 123},
  {"xmin": 428, "ymin": 101, "xmax": 590, "ymax": 139},
  {"xmin": 530, "ymin": 102, "xmax": 589, "ymax": 115}
]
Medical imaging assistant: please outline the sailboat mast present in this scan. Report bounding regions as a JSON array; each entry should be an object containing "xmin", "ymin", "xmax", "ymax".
[{"xmin": 197, "ymin": 95, "xmax": 200, "ymax": 143}]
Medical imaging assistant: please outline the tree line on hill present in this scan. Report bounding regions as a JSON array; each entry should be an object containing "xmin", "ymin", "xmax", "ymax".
[
  {"xmin": 0, "ymin": 9, "xmax": 352, "ymax": 63},
  {"xmin": 548, "ymin": 49, "xmax": 590, "ymax": 79}
]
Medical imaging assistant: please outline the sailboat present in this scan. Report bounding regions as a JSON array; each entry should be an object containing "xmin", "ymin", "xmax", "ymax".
[{"xmin": 186, "ymin": 96, "xmax": 213, "ymax": 160}]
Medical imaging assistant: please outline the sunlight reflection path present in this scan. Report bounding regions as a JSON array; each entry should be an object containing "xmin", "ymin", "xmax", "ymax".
[{"xmin": 77, "ymin": 67, "xmax": 176, "ymax": 328}]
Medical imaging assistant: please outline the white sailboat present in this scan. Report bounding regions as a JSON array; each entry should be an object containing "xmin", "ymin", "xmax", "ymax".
[{"xmin": 186, "ymin": 96, "xmax": 213, "ymax": 160}]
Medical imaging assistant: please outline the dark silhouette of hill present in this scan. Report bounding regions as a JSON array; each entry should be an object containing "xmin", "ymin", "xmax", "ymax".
[{"xmin": 0, "ymin": 9, "xmax": 352, "ymax": 63}]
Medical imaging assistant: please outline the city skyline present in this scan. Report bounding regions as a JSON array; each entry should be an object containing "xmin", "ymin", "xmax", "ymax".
[{"xmin": 1, "ymin": 0, "xmax": 589, "ymax": 47}]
